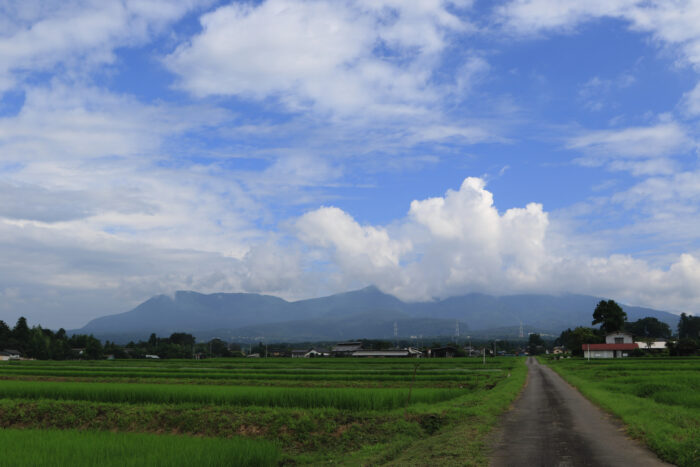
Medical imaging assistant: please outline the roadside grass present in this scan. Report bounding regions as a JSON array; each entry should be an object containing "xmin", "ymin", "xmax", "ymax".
[
  {"xmin": 0, "ymin": 428, "xmax": 280, "ymax": 467},
  {"xmin": 542, "ymin": 357, "xmax": 700, "ymax": 467}
]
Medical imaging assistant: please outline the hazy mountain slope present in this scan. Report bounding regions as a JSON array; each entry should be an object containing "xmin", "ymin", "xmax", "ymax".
[
  {"xmin": 79, "ymin": 291, "xmax": 291, "ymax": 336},
  {"xmin": 75, "ymin": 286, "xmax": 680, "ymax": 342}
]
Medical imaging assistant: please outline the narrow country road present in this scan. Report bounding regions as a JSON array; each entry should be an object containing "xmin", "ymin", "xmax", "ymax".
[{"xmin": 489, "ymin": 357, "xmax": 672, "ymax": 467}]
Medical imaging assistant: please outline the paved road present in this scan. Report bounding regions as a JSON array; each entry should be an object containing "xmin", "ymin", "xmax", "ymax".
[{"xmin": 489, "ymin": 357, "xmax": 672, "ymax": 467}]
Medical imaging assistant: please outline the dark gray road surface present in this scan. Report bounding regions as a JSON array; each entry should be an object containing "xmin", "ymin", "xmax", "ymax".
[{"xmin": 489, "ymin": 357, "xmax": 672, "ymax": 467}]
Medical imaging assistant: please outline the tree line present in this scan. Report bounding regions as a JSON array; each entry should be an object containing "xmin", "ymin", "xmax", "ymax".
[
  {"xmin": 0, "ymin": 317, "xmax": 103, "ymax": 360},
  {"xmin": 0, "ymin": 317, "xmax": 246, "ymax": 360},
  {"xmin": 554, "ymin": 300, "xmax": 700, "ymax": 356}
]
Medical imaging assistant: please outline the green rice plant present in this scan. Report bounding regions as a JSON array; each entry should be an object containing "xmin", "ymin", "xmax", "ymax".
[
  {"xmin": 0, "ymin": 428, "xmax": 279, "ymax": 467},
  {"xmin": 0, "ymin": 380, "xmax": 463, "ymax": 410}
]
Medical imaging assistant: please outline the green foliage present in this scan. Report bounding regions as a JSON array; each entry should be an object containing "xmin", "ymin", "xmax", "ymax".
[
  {"xmin": 678, "ymin": 313, "xmax": 700, "ymax": 339},
  {"xmin": 625, "ymin": 317, "xmax": 672, "ymax": 339},
  {"xmin": 528, "ymin": 333, "xmax": 545, "ymax": 355},
  {"xmin": 555, "ymin": 327, "xmax": 603, "ymax": 356},
  {"xmin": 592, "ymin": 299, "xmax": 627, "ymax": 333},
  {"xmin": 667, "ymin": 338, "xmax": 700, "ymax": 356}
]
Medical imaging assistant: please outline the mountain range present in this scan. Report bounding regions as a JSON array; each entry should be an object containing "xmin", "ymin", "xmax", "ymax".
[{"xmin": 73, "ymin": 286, "xmax": 680, "ymax": 343}]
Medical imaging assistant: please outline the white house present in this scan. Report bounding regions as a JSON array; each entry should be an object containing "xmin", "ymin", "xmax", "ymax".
[
  {"xmin": 0, "ymin": 349, "xmax": 21, "ymax": 361},
  {"xmin": 605, "ymin": 331, "xmax": 634, "ymax": 344},
  {"xmin": 582, "ymin": 332, "xmax": 638, "ymax": 358}
]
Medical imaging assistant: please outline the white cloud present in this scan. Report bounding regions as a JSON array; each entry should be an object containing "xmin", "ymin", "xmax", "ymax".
[
  {"xmin": 566, "ymin": 122, "xmax": 693, "ymax": 175},
  {"xmin": 497, "ymin": 1, "xmax": 637, "ymax": 35},
  {"xmin": 296, "ymin": 206, "xmax": 411, "ymax": 275},
  {"xmin": 294, "ymin": 177, "xmax": 700, "ymax": 313},
  {"xmin": 165, "ymin": 0, "xmax": 470, "ymax": 116},
  {"xmin": 0, "ymin": 0, "xmax": 211, "ymax": 92},
  {"xmin": 568, "ymin": 123, "xmax": 688, "ymax": 159},
  {"xmin": 682, "ymin": 81, "xmax": 700, "ymax": 116}
]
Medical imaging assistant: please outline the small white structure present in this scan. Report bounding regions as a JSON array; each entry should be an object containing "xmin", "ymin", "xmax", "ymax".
[
  {"xmin": 634, "ymin": 340, "xmax": 668, "ymax": 351},
  {"xmin": 605, "ymin": 331, "xmax": 634, "ymax": 344},
  {"xmin": 0, "ymin": 350, "xmax": 21, "ymax": 361},
  {"xmin": 583, "ymin": 332, "xmax": 638, "ymax": 358},
  {"xmin": 291, "ymin": 348, "xmax": 330, "ymax": 358},
  {"xmin": 144, "ymin": 354, "xmax": 160, "ymax": 359}
]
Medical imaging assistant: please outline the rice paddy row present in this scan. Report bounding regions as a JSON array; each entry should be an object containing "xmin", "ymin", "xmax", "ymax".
[
  {"xmin": 0, "ymin": 357, "xmax": 527, "ymax": 465},
  {"xmin": 0, "ymin": 428, "xmax": 279, "ymax": 467}
]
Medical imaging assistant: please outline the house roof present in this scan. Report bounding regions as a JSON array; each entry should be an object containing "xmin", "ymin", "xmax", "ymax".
[
  {"xmin": 352, "ymin": 350, "xmax": 411, "ymax": 357},
  {"xmin": 332, "ymin": 342, "xmax": 363, "ymax": 352},
  {"xmin": 582, "ymin": 343, "xmax": 638, "ymax": 351}
]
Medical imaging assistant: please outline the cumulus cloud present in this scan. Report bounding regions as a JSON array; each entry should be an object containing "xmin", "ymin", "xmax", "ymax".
[{"xmin": 294, "ymin": 177, "xmax": 700, "ymax": 313}]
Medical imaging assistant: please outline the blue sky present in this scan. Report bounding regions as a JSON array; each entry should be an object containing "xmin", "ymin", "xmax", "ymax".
[{"xmin": 1, "ymin": 0, "xmax": 700, "ymax": 328}]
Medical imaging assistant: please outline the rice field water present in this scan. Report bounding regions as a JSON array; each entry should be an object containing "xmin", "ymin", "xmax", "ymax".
[{"xmin": 0, "ymin": 356, "xmax": 526, "ymax": 465}]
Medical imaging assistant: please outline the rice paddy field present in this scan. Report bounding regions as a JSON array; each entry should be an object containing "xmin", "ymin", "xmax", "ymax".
[
  {"xmin": 0, "ymin": 357, "xmax": 526, "ymax": 466},
  {"xmin": 542, "ymin": 357, "xmax": 700, "ymax": 467}
]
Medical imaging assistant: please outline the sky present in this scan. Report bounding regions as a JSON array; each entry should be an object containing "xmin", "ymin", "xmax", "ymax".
[{"xmin": 2, "ymin": 0, "xmax": 700, "ymax": 329}]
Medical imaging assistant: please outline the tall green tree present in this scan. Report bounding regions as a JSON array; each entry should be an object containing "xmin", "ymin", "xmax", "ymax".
[
  {"xmin": 625, "ymin": 317, "xmax": 672, "ymax": 339},
  {"xmin": 678, "ymin": 313, "xmax": 700, "ymax": 339},
  {"xmin": 528, "ymin": 333, "xmax": 545, "ymax": 355},
  {"xmin": 0, "ymin": 320, "xmax": 10, "ymax": 347},
  {"xmin": 556, "ymin": 327, "xmax": 603, "ymax": 356},
  {"xmin": 84, "ymin": 336, "xmax": 103, "ymax": 360},
  {"xmin": 11, "ymin": 317, "xmax": 30, "ymax": 352},
  {"xmin": 592, "ymin": 300, "xmax": 627, "ymax": 334}
]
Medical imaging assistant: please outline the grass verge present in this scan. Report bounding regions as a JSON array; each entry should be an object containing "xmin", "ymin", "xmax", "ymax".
[{"xmin": 541, "ymin": 357, "xmax": 700, "ymax": 467}]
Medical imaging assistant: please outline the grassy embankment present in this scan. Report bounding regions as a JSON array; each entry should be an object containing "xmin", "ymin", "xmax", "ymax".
[
  {"xmin": 541, "ymin": 357, "xmax": 700, "ymax": 467},
  {"xmin": 0, "ymin": 357, "xmax": 527, "ymax": 465}
]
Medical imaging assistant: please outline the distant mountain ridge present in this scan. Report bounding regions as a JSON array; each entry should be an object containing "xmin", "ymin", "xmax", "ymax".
[{"xmin": 74, "ymin": 286, "xmax": 680, "ymax": 343}]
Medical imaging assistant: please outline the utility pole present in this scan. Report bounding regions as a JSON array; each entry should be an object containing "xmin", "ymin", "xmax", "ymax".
[{"xmin": 394, "ymin": 321, "xmax": 398, "ymax": 348}]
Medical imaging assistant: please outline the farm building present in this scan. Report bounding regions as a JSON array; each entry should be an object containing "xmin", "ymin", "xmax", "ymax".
[
  {"xmin": 634, "ymin": 340, "xmax": 668, "ymax": 352},
  {"xmin": 582, "ymin": 332, "xmax": 638, "ymax": 358},
  {"xmin": 292, "ymin": 348, "xmax": 330, "ymax": 358},
  {"xmin": 428, "ymin": 346, "xmax": 458, "ymax": 358},
  {"xmin": 351, "ymin": 348, "xmax": 422, "ymax": 358},
  {"xmin": 0, "ymin": 349, "xmax": 21, "ymax": 361},
  {"xmin": 331, "ymin": 342, "xmax": 363, "ymax": 357}
]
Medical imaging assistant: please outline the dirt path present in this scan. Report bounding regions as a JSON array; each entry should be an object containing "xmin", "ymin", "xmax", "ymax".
[{"xmin": 489, "ymin": 357, "xmax": 672, "ymax": 467}]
